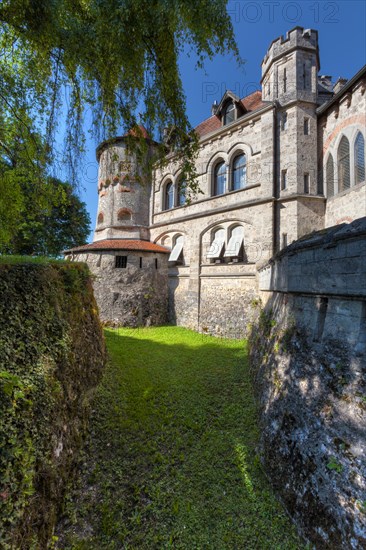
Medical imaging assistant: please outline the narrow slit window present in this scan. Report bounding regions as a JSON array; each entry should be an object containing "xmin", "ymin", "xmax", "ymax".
[
  {"xmin": 282, "ymin": 233, "xmax": 288, "ymax": 249},
  {"xmin": 155, "ymin": 258, "xmax": 158, "ymax": 269},
  {"xmin": 139, "ymin": 257, "xmax": 142, "ymax": 268},
  {"xmin": 283, "ymin": 68, "xmax": 287, "ymax": 93},
  {"xmin": 304, "ymin": 173, "xmax": 310, "ymax": 194},
  {"xmin": 115, "ymin": 256, "xmax": 127, "ymax": 268},
  {"xmin": 304, "ymin": 118, "xmax": 309, "ymax": 135},
  {"xmin": 282, "ymin": 112, "xmax": 288, "ymax": 131},
  {"xmin": 281, "ymin": 170, "xmax": 287, "ymax": 190}
]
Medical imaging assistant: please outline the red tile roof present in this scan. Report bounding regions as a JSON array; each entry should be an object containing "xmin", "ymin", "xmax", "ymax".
[
  {"xmin": 126, "ymin": 124, "xmax": 150, "ymax": 139},
  {"xmin": 64, "ymin": 240, "xmax": 170, "ymax": 254},
  {"xmin": 195, "ymin": 91, "xmax": 264, "ymax": 138}
]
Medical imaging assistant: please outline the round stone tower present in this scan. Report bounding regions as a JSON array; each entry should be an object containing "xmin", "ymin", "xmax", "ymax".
[
  {"xmin": 64, "ymin": 127, "xmax": 170, "ymax": 327},
  {"xmin": 95, "ymin": 131, "xmax": 152, "ymax": 242}
]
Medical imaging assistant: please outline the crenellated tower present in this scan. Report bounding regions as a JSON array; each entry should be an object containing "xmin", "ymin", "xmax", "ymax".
[{"xmin": 261, "ymin": 27, "xmax": 325, "ymax": 244}]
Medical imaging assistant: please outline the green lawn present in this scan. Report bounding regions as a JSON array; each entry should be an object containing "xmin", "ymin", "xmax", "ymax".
[{"xmin": 58, "ymin": 327, "xmax": 303, "ymax": 549}]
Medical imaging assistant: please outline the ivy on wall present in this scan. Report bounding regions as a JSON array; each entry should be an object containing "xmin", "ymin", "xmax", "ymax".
[{"xmin": 0, "ymin": 261, "xmax": 106, "ymax": 549}]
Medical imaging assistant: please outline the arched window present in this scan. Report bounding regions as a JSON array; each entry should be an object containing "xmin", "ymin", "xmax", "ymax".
[
  {"xmin": 177, "ymin": 178, "xmax": 186, "ymax": 207},
  {"xmin": 97, "ymin": 212, "xmax": 104, "ymax": 224},
  {"xmin": 207, "ymin": 228, "xmax": 225, "ymax": 260},
  {"xmin": 326, "ymin": 155, "xmax": 334, "ymax": 198},
  {"xmin": 354, "ymin": 132, "xmax": 365, "ymax": 185},
  {"xmin": 168, "ymin": 234, "xmax": 184, "ymax": 263},
  {"xmin": 338, "ymin": 136, "xmax": 350, "ymax": 191},
  {"xmin": 164, "ymin": 181, "xmax": 174, "ymax": 210},
  {"xmin": 232, "ymin": 154, "xmax": 246, "ymax": 191},
  {"xmin": 213, "ymin": 162, "xmax": 226, "ymax": 196},
  {"xmin": 117, "ymin": 208, "xmax": 132, "ymax": 221},
  {"xmin": 224, "ymin": 225, "xmax": 244, "ymax": 260},
  {"xmin": 223, "ymin": 102, "xmax": 235, "ymax": 125}
]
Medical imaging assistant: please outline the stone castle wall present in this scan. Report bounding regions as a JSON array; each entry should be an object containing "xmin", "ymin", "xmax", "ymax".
[
  {"xmin": 71, "ymin": 250, "xmax": 169, "ymax": 327},
  {"xmin": 251, "ymin": 217, "xmax": 366, "ymax": 548}
]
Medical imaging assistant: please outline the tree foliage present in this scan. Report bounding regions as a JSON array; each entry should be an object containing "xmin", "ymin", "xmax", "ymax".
[
  {"xmin": 0, "ymin": 114, "xmax": 90, "ymax": 255},
  {"xmin": 0, "ymin": 0, "xmax": 240, "ymax": 180}
]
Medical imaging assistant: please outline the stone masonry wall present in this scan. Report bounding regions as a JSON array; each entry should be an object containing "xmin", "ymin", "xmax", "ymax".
[
  {"xmin": 72, "ymin": 250, "xmax": 168, "ymax": 327},
  {"xmin": 251, "ymin": 217, "xmax": 366, "ymax": 548}
]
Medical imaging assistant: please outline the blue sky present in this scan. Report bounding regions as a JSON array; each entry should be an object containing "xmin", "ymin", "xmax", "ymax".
[{"xmin": 77, "ymin": 0, "xmax": 366, "ymax": 239}]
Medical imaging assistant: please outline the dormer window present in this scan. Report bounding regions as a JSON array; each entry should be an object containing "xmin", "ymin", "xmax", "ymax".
[{"xmin": 223, "ymin": 102, "xmax": 235, "ymax": 125}]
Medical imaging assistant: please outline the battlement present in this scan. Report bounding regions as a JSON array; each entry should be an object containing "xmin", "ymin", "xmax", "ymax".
[{"xmin": 262, "ymin": 26, "xmax": 319, "ymax": 76}]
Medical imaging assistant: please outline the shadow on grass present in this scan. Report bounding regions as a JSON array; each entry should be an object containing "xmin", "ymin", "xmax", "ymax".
[{"xmin": 57, "ymin": 327, "xmax": 303, "ymax": 550}]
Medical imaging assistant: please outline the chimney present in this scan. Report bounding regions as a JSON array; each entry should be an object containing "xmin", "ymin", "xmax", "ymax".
[
  {"xmin": 211, "ymin": 100, "xmax": 218, "ymax": 116},
  {"xmin": 319, "ymin": 75, "xmax": 332, "ymax": 89},
  {"xmin": 333, "ymin": 77, "xmax": 348, "ymax": 94}
]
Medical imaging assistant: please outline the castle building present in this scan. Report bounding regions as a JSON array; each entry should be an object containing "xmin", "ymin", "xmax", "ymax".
[{"xmin": 65, "ymin": 27, "xmax": 366, "ymax": 336}]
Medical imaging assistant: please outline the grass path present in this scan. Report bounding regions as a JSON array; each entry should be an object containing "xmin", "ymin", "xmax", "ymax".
[{"xmin": 57, "ymin": 327, "xmax": 303, "ymax": 549}]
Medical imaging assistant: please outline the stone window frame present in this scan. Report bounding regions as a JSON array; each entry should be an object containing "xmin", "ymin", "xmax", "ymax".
[
  {"xmin": 324, "ymin": 126, "xmax": 366, "ymax": 198},
  {"xmin": 230, "ymin": 152, "xmax": 247, "ymax": 191},
  {"xmin": 163, "ymin": 179, "xmax": 174, "ymax": 210},
  {"xmin": 97, "ymin": 211, "xmax": 104, "ymax": 225},
  {"xmin": 156, "ymin": 230, "xmax": 188, "ymax": 266},
  {"xmin": 168, "ymin": 233, "xmax": 185, "ymax": 265},
  {"xmin": 175, "ymin": 175, "xmax": 186, "ymax": 207},
  {"xmin": 222, "ymin": 100, "xmax": 236, "ymax": 126},
  {"xmin": 337, "ymin": 135, "xmax": 351, "ymax": 192},
  {"xmin": 205, "ymin": 222, "xmax": 247, "ymax": 265},
  {"xmin": 212, "ymin": 158, "xmax": 227, "ymax": 197}
]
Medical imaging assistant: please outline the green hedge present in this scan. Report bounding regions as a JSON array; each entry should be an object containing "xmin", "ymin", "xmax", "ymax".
[{"xmin": 0, "ymin": 262, "xmax": 106, "ymax": 549}]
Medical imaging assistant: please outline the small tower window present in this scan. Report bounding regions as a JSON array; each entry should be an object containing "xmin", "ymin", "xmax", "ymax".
[
  {"xmin": 115, "ymin": 256, "xmax": 127, "ymax": 268},
  {"xmin": 303, "ymin": 63, "xmax": 306, "ymax": 89},
  {"xmin": 304, "ymin": 118, "xmax": 309, "ymax": 135},
  {"xmin": 304, "ymin": 173, "xmax": 310, "ymax": 194},
  {"xmin": 223, "ymin": 102, "xmax": 235, "ymax": 125},
  {"xmin": 164, "ymin": 181, "xmax": 174, "ymax": 210},
  {"xmin": 232, "ymin": 153, "xmax": 246, "ymax": 191},
  {"xmin": 282, "ymin": 233, "xmax": 288, "ymax": 249},
  {"xmin": 155, "ymin": 258, "xmax": 158, "ymax": 269},
  {"xmin": 213, "ymin": 161, "xmax": 226, "ymax": 196},
  {"xmin": 97, "ymin": 212, "xmax": 104, "ymax": 224},
  {"xmin": 282, "ymin": 112, "xmax": 288, "ymax": 131},
  {"xmin": 281, "ymin": 170, "xmax": 287, "ymax": 190},
  {"xmin": 283, "ymin": 68, "xmax": 287, "ymax": 93},
  {"xmin": 354, "ymin": 132, "xmax": 365, "ymax": 185}
]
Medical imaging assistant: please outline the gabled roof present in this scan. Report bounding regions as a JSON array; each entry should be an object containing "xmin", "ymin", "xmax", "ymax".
[
  {"xmin": 195, "ymin": 90, "xmax": 264, "ymax": 138},
  {"xmin": 64, "ymin": 240, "xmax": 170, "ymax": 254},
  {"xmin": 216, "ymin": 90, "xmax": 242, "ymax": 113}
]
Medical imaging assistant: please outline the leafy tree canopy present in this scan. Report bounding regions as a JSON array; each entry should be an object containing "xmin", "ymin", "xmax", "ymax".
[
  {"xmin": 0, "ymin": 0, "xmax": 240, "ymax": 184},
  {"xmin": 0, "ymin": 112, "xmax": 90, "ymax": 255}
]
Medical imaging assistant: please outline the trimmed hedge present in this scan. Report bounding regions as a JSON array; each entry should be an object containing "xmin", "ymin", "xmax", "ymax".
[{"xmin": 0, "ymin": 261, "xmax": 106, "ymax": 549}]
